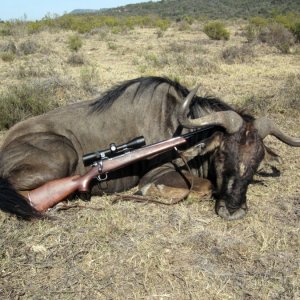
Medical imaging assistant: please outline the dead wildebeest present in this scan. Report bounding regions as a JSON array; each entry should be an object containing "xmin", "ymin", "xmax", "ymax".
[{"xmin": 0, "ymin": 76, "xmax": 299, "ymax": 220}]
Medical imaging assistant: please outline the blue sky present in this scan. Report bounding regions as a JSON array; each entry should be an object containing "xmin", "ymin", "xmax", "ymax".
[{"xmin": 1, "ymin": 0, "xmax": 159, "ymax": 21}]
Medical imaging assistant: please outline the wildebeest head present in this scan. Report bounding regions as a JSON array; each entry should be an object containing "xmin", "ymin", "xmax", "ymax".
[{"xmin": 177, "ymin": 86, "xmax": 300, "ymax": 220}]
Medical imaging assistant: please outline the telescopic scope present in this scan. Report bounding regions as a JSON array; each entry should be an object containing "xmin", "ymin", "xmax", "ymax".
[{"xmin": 82, "ymin": 136, "xmax": 146, "ymax": 166}]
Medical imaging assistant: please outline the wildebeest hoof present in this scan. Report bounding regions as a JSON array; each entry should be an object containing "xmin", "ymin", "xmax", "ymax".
[{"xmin": 216, "ymin": 200, "xmax": 247, "ymax": 220}]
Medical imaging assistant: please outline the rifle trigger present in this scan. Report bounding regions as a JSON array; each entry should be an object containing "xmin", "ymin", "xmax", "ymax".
[
  {"xmin": 93, "ymin": 160, "xmax": 108, "ymax": 181},
  {"xmin": 97, "ymin": 173, "xmax": 108, "ymax": 182}
]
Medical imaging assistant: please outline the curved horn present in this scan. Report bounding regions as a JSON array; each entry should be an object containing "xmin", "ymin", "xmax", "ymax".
[
  {"xmin": 178, "ymin": 86, "xmax": 243, "ymax": 134},
  {"xmin": 254, "ymin": 117, "xmax": 300, "ymax": 146}
]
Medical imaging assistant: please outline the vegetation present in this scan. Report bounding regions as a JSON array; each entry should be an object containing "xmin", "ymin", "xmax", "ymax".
[
  {"xmin": 244, "ymin": 13, "xmax": 300, "ymax": 53},
  {"xmin": 0, "ymin": 52, "xmax": 15, "ymax": 62},
  {"xmin": 0, "ymin": 82, "xmax": 60, "ymax": 129},
  {"xmin": 83, "ymin": 0, "xmax": 300, "ymax": 19},
  {"xmin": 67, "ymin": 52, "xmax": 85, "ymax": 65},
  {"xmin": 67, "ymin": 34, "xmax": 83, "ymax": 52},
  {"xmin": 18, "ymin": 39, "xmax": 39, "ymax": 55},
  {"xmin": 222, "ymin": 45, "xmax": 254, "ymax": 64},
  {"xmin": 258, "ymin": 23, "xmax": 294, "ymax": 53},
  {"xmin": 203, "ymin": 21, "xmax": 230, "ymax": 40},
  {"xmin": 22, "ymin": 14, "xmax": 171, "ymax": 34}
]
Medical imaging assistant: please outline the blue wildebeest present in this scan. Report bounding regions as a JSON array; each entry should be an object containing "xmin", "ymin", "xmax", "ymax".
[{"xmin": 0, "ymin": 77, "xmax": 299, "ymax": 220}]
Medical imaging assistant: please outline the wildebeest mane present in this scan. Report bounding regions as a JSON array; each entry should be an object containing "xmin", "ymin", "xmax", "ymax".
[
  {"xmin": 90, "ymin": 76, "xmax": 190, "ymax": 113},
  {"xmin": 90, "ymin": 76, "xmax": 242, "ymax": 119}
]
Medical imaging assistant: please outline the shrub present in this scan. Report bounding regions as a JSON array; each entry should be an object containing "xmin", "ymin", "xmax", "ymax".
[
  {"xmin": 107, "ymin": 42, "xmax": 117, "ymax": 50},
  {"xmin": 244, "ymin": 17, "xmax": 270, "ymax": 43},
  {"xmin": 203, "ymin": 21, "xmax": 230, "ymax": 40},
  {"xmin": 274, "ymin": 13, "xmax": 300, "ymax": 43},
  {"xmin": 0, "ymin": 40, "xmax": 16, "ymax": 62},
  {"xmin": 0, "ymin": 23, "xmax": 13, "ymax": 36},
  {"xmin": 67, "ymin": 53, "xmax": 85, "ymax": 65},
  {"xmin": 258, "ymin": 23, "xmax": 295, "ymax": 53},
  {"xmin": 291, "ymin": 21, "xmax": 300, "ymax": 42},
  {"xmin": 177, "ymin": 21, "xmax": 191, "ymax": 31},
  {"xmin": 0, "ymin": 40, "xmax": 17, "ymax": 53},
  {"xmin": 80, "ymin": 66, "xmax": 99, "ymax": 94},
  {"xmin": 0, "ymin": 82, "xmax": 60, "ymax": 129},
  {"xmin": 222, "ymin": 45, "xmax": 254, "ymax": 64},
  {"xmin": 0, "ymin": 52, "xmax": 15, "ymax": 62},
  {"xmin": 248, "ymin": 13, "xmax": 300, "ymax": 44},
  {"xmin": 277, "ymin": 74, "xmax": 300, "ymax": 110},
  {"xmin": 244, "ymin": 24, "xmax": 259, "ymax": 43},
  {"xmin": 240, "ymin": 74, "xmax": 300, "ymax": 114},
  {"xmin": 67, "ymin": 34, "xmax": 83, "ymax": 52},
  {"xmin": 16, "ymin": 63, "xmax": 53, "ymax": 78},
  {"xmin": 156, "ymin": 30, "xmax": 164, "ymax": 38},
  {"xmin": 155, "ymin": 18, "xmax": 170, "ymax": 31},
  {"xmin": 26, "ymin": 21, "xmax": 44, "ymax": 34},
  {"xmin": 249, "ymin": 16, "xmax": 269, "ymax": 28},
  {"xmin": 18, "ymin": 39, "xmax": 39, "ymax": 55}
]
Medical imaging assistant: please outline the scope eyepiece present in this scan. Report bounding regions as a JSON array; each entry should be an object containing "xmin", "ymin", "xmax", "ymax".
[{"xmin": 82, "ymin": 136, "xmax": 146, "ymax": 166}]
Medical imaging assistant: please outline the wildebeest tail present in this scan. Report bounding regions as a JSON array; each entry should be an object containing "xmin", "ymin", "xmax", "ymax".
[{"xmin": 0, "ymin": 177, "xmax": 43, "ymax": 220}]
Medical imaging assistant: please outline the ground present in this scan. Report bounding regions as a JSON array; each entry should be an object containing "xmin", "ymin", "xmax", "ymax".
[{"xmin": 0, "ymin": 21, "xmax": 299, "ymax": 299}]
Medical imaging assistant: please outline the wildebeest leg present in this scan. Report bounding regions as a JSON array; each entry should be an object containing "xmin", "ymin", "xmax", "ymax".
[
  {"xmin": 138, "ymin": 163, "xmax": 212, "ymax": 201},
  {"xmin": 1, "ymin": 133, "xmax": 78, "ymax": 191}
]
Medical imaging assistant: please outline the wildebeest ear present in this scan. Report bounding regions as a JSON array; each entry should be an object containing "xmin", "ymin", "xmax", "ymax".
[
  {"xmin": 181, "ymin": 131, "xmax": 223, "ymax": 159},
  {"xmin": 258, "ymin": 145, "xmax": 282, "ymax": 173}
]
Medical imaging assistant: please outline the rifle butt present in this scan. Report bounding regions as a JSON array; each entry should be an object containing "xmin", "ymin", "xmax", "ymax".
[{"xmin": 25, "ymin": 175, "xmax": 81, "ymax": 212}]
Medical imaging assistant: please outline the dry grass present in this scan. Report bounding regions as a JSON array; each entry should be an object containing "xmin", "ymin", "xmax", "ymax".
[{"xmin": 0, "ymin": 22, "xmax": 300, "ymax": 299}]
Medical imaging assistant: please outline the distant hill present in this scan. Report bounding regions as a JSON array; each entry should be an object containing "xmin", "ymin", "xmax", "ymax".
[
  {"xmin": 70, "ymin": 0, "xmax": 300, "ymax": 19},
  {"xmin": 70, "ymin": 9, "xmax": 107, "ymax": 15}
]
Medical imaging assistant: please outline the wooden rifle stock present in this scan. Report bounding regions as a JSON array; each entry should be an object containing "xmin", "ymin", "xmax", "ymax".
[{"xmin": 25, "ymin": 135, "xmax": 191, "ymax": 212}]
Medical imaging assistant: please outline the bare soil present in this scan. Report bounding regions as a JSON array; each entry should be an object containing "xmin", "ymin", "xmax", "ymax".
[{"xmin": 0, "ymin": 22, "xmax": 299, "ymax": 299}]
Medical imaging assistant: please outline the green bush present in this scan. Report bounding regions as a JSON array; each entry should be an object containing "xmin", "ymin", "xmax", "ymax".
[
  {"xmin": 26, "ymin": 21, "xmax": 44, "ymax": 34},
  {"xmin": 245, "ymin": 13, "xmax": 299, "ymax": 51},
  {"xmin": 244, "ymin": 24, "xmax": 259, "ymax": 43},
  {"xmin": 291, "ymin": 21, "xmax": 300, "ymax": 42},
  {"xmin": 244, "ymin": 16, "xmax": 270, "ymax": 42},
  {"xmin": 155, "ymin": 18, "xmax": 170, "ymax": 31},
  {"xmin": 203, "ymin": 21, "xmax": 230, "ymax": 40},
  {"xmin": 249, "ymin": 16, "xmax": 269, "ymax": 28},
  {"xmin": 269, "ymin": 13, "xmax": 300, "ymax": 42},
  {"xmin": 0, "ymin": 23, "xmax": 13, "ymax": 36},
  {"xmin": 67, "ymin": 34, "xmax": 83, "ymax": 52},
  {"xmin": 0, "ymin": 82, "xmax": 60, "ymax": 129}
]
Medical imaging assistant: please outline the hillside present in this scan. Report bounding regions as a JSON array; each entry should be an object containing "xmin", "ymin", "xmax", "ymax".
[{"xmin": 72, "ymin": 0, "xmax": 300, "ymax": 19}]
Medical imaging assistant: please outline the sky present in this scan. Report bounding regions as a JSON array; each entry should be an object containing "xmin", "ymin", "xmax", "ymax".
[{"xmin": 1, "ymin": 0, "xmax": 159, "ymax": 21}]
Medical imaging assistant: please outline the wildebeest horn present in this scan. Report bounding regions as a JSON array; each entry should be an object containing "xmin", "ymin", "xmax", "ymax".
[
  {"xmin": 254, "ymin": 117, "xmax": 300, "ymax": 146},
  {"xmin": 178, "ymin": 86, "xmax": 244, "ymax": 134}
]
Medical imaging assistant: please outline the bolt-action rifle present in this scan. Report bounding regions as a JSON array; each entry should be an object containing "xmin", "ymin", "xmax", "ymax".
[{"xmin": 24, "ymin": 130, "xmax": 205, "ymax": 212}]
